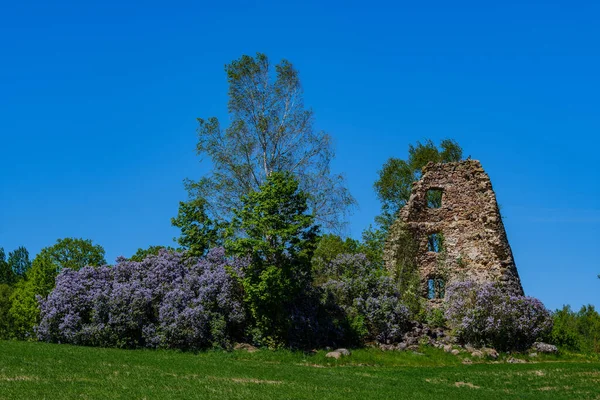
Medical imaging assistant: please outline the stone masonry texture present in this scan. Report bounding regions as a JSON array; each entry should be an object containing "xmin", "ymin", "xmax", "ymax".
[{"xmin": 383, "ymin": 160, "xmax": 524, "ymax": 301}]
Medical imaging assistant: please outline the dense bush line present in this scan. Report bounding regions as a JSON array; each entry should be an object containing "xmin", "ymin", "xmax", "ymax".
[
  {"xmin": 2, "ymin": 169, "xmax": 594, "ymax": 353},
  {"xmin": 37, "ymin": 248, "xmax": 247, "ymax": 350},
  {"xmin": 35, "ymin": 249, "xmax": 415, "ymax": 350},
  {"xmin": 551, "ymin": 304, "xmax": 600, "ymax": 353},
  {"xmin": 4, "ymin": 238, "xmax": 593, "ymax": 354}
]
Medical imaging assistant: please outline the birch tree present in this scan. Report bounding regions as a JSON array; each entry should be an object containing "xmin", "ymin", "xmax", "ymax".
[{"xmin": 184, "ymin": 53, "xmax": 354, "ymax": 231}]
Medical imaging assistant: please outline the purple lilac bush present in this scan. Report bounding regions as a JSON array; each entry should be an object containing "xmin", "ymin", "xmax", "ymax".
[
  {"xmin": 321, "ymin": 253, "xmax": 411, "ymax": 344},
  {"xmin": 37, "ymin": 248, "xmax": 248, "ymax": 350},
  {"xmin": 444, "ymin": 280, "xmax": 553, "ymax": 351}
]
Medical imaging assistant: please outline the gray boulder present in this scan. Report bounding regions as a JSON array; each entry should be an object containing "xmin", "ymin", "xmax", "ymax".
[
  {"xmin": 532, "ymin": 342, "xmax": 558, "ymax": 354},
  {"xmin": 335, "ymin": 348, "xmax": 351, "ymax": 356}
]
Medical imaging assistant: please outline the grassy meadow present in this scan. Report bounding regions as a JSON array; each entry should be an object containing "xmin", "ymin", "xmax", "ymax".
[{"xmin": 1, "ymin": 341, "xmax": 599, "ymax": 399}]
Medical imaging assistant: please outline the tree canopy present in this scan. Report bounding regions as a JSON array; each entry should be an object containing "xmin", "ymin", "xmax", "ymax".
[
  {"xmin": 226, "ymin": 172, "xmax": 319, "ymax": 346},
  {"xmin": 129, "ymin": 245, "xmax": 180, "ymax": 262},
  {"xmin": 374, "ymin": 139, "xmax": 463, "ymax": 229},
  {"xmin": 171, "ymin": 198, "xmax": 222, "ymax": 257},
  {"xmin": 37, "ymin": 238, "xmax": 106, "ymax": 273},
  {"xmin": 8, "ymin": 246, "xmax": 31, "ymax": 278},
  {"xmin": 0, "ymin": 248, "xmax": 15, "ymax": 285},
  {"xmin": 185, "ymin": 53, "xmax": 354, "ymax": 232}
]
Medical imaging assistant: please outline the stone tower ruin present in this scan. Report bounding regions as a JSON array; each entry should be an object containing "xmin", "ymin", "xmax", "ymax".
[{"xmin": 383, "ymin": 160, "xmax": 524, "ymax": 302}]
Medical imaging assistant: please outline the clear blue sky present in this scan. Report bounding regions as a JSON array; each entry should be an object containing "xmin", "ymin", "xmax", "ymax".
[{"xmin": 1, "ymin": 0, "xmax": 598, "ymax": 311}]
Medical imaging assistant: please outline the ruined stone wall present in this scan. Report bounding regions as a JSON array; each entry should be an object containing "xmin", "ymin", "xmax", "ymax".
[{"xmin": 383, "ymin": 160, "xmax": 524, "ymax": 301}]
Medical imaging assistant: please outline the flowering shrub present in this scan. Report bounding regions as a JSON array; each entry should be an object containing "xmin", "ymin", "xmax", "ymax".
[
  {"xmin": 320, "ymin": 253, "xmax": 411, "ymax": 344},
  {"xmin": 37, "ymin": 248, "xmax": 248, "ymax": 350},
  {"xmin": 444, "ymin": 281, "xmax": 553, "ymax": 351}
]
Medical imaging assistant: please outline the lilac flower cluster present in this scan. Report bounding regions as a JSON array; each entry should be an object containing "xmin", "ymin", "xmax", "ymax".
[
  {"xmin": 37, "ymin": 248, "xmax": 248, "ymax": 350},
  {"xmin": 444, "ymin": 280, "xmax": 553, "ymax": 351},
  {"xmin": 321, "ymin": 253, "xmax": 411, "ymax": 344}
]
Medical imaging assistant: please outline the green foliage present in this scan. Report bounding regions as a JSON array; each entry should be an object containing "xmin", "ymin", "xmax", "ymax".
[
  {"xmin": 311, "ymin": 234, "xmax": 360, "ymax": 279},
  {"xmin": 386, "ymin": 222, "xmax": 421, "ymax": 315},
  {"xmin": 7, "ymin": 238, "xmax": 106, "ymax": 339},
  {"xmin": 8, "ymin": 255, "xmax": 59, "ymax": 339},
  {"xmin": 171, "ymin": 198, "xmax": 222, "ymax": 257},
  {"xmin": 0, "ymin": 247, "xmax": 15, "ymax": 285},
  {"xmin": 426, "ymin": 189, "xmax": 443, "ymax": 208},
  {"xmin": 8, "ymin": 246, "xmax": 31, "ymax": 278},
  {"xmin": 226, "ymin": 172, "xmax": 319, "ymax": 346},
  {"xmin": 374, "ymin": 139, "xmax": 463, "ymax": 230},
  {"xmin": 27, "ymin": 254, "xmax": 58, "ymax": 299},
  {"xmin": 38, "ymin": 238, "xmax": 106, "ymax": 273},
  {"xmin": 312, "ymin": 227, "xmax": 386, "ymax": 282},
  {"xmin": 8, "ymin": 279, "xmax": 38, "ymax": 339},
  {"xmin": 129, "ymin": 245, "xmax": 179, "ymax": 262},
  {"xmin": 359, "ymin": 225, "xmax": 387, "ymax": 268},
  {"xmin": 551, "ymin": 305, "xmax": 600, "ymax": 353},
  {"xmin": 0, "ymin": 284, "xmax": 14, "ymax": 339},
  {"xmin": 186, "ymin": 52, "xmax": 354, "ymax": 231},
  {"xmin": 347, "ymin": 314, "xmax": 369, "ymax": 341},
  {"xmin": 422, "ymin": 306, "xmax": 447, "ymax": 328}
]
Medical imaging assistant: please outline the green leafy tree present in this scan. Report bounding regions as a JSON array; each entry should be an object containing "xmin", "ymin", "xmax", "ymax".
[
  {"xmin": 576, "ymin": 305, "xmax": 600, "ymax": 353},
  {"xmin": 8, "ymin": 238, "xmax": 105, "ymax": 339},
  {"xmin": 551, "ymin": 305, "xmax": 581, "ymax": 350},
  {"xmin": 8, "ymin": 257, "xmax": 45, "ymax": 340},
  {"xmin": 311, "ymin": 229, "xmax": 392, "ymax": 289},
  {"xmin": 171, "ymin": 198, "xmax": 223, "ymax": 257},
  {"xmin": 551, "ymin": 304, "xmax": 600, "ymax": 353},
  {"xmin": 129, "ymin": 245, "xmax": 179, "ymax": 262},
  {"xmin": 374, "ymin": 139, "xmax": 463, "ymax": 230},
  {"xmin": 311, "ymin": 234, "xmax": 360, "ymax": 278},
  {"xmin": 358, "ymin": 225, "xmax": 389, "ymax": 268},
  {"xmin": 0, "ymin": 284, "xmax": 14, "ymax": 338},
  {"xmin": 226, "ymin": 172, "xmax": 319, "ymax": 346},
  {"xmin": 0, "ymin": 248, "xmax": 15, "ymax": 285},
  {"xmin": 38, "ymin": 238, "xmax": 106, "ymax": 273},
  {"xmin": 186, "ymin": 53, "xmax": 354, "ymax": 232},
  {"xmin": 8, "ymin": 246, "xmax": 31, "ymax": 278}
]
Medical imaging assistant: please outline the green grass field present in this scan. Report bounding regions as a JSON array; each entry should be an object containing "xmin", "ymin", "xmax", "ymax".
[{"xmin": 1, "ymin": 341, "xmax": 598, "ymax": 399}]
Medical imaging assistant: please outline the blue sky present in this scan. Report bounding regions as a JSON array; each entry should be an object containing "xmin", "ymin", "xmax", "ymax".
[{"xmin": 0, "ymin": 0, "xmax": 598, "ymax": 311}]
